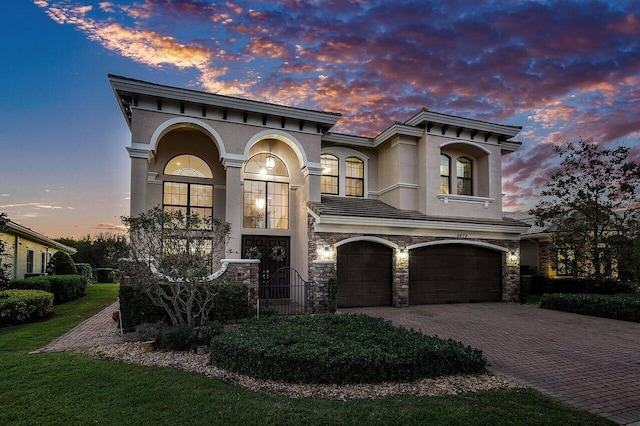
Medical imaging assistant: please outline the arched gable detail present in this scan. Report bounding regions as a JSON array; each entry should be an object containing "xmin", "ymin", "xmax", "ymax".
[
  {"xmin": 334, "ymin": 236, "xmax": 399, "ymax": 250},
  {"xmin": 439, "ymin": 140, "xmax": 491, "ymax": 155},
  {"xmin": 244, "ymin": 130, "xmax": 308, "ymax": 168},
  {"xmin": 150, "ymin": 117, "xmax": 227, "ymax": 160},
  {"xmin": 407, "ymin": 240, "xmax": 508, "ymax": 252}
]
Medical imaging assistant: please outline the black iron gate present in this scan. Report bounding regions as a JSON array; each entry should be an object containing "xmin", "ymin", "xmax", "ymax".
[{"xmin": 258, "ymin": 267, "xmax": 312, "ymax": 315}]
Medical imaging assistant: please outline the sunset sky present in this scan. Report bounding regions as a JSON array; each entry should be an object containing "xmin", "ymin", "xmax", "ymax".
[{"xmin": 1, "ymin": 0, "xmax": 639, "ymax": 238}]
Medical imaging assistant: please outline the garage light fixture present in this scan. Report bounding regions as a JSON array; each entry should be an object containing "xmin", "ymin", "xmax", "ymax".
[
  {"xmin": 397, "ymin": 247, "xmax": 408, "ymax": 261},
  {"xmin": 507, "ymin": 250, "xmax": 519, "ymax": 266}
]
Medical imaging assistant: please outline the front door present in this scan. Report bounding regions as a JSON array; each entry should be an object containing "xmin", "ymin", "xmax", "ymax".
[{"xmin": 241, "ymin": 235, "xmax": 291, "ymax": 298}]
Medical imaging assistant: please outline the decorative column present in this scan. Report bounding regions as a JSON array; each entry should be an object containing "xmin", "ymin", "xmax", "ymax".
[
  {"xmin": 222, "ymin": 156, "xmax": 245, "ymax": 258},
  {"xmin": 504, "ymin": 245, "xmax": 521, "ymax": 302},
  {"xmin": 311, "ymin": 260, "xmax": 337, "ymax": 313},
  {"xmin": 222, "ymin": 259, "xmax": 260, "ymax": 310},
  {"xmin": 126, "ymin": 146, "xmax": 153, "ymax": 216},
  {"xmin": 393, "ymin": 247, "xmax": 409, "ymax": 307}
]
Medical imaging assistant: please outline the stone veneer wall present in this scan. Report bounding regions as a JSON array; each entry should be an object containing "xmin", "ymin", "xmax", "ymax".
[
  {"xmin": 222, "ymin": 260, "xmax": 260, "ymax": 310},
  {"xmin": 308, "ymin": 215, "xmax": 521, "ymax": 310},
  {"xmin": 538, "ymin": 241, "xmax": 553, "ymax": 277}
]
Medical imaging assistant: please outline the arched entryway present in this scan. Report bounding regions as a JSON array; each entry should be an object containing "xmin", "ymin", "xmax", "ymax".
[
  {"xmin": 409, "ymin": 244, "xmax": 502, "ymax": 304},
  {"xmin": 336, "ymin": 240, "xmax": 393, "ymax": 307}
]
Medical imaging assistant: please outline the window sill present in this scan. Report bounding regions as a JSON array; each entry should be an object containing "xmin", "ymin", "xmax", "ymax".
[{"xmin": 437, "ymin": 194, "xmax": 495, "ymax": 208}]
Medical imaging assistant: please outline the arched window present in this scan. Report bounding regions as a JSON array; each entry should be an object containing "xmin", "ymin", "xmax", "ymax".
[
  {"xmin": 164, "ymin": 154, "xmax": 212, "ymax": 178},
  {"xmin": 243, "ymin": 153, "xmax": 289, "ymax": 229},
  {"xmin": 163, "ymin": 154, "xmax": 213, "ymax": 227},
  {"xmin": 345, "ymin": 157, "xmax": 364, "ymax": 197},
  {"xmin": 456, "ymin": 157, "xmax": 473, "ymax": 196},
  {"xmin": 321, "ymin": 154, "xmax": 339, "ymax": 195},
  {"xmin": 244, "ymin": 153, "xmax": 288, "ymax": 177},
  {"xmin": 440, "ymin": 154, "xmax": 451, "ymax": 194}
]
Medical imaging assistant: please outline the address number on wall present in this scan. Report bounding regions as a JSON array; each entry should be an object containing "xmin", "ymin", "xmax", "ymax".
[{"xmin": 456, "ymin": 234, "xmax": 469, "ymax": 239}]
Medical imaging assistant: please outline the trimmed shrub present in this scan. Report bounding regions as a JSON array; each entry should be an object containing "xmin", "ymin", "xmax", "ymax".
[
  {"xmin": 47, "ymin": 251, "xmax": 78, "ymax": 275},
  {"xmin": 119, "ymin": 281, "xmax": 249, "ymax": 331},
  {"xmin": 0, "ymin": 289, "xmax": 54, "ymax": 324},
  {"xmin": 75, "ymin": 263, "xmax": 93, "ymax": 282},
  {"xmin": 47, "ymin": 275, "xmax": 87, "ymax": 303},
  {"xmin": 543, "ymin": 278, "xmax": 637, "ymax": 295},
  {"xmin": 540, "ymin": 293, "xmax": 640, "ymax": 323},
  {"xmin": 8, "ymin": 275, "xmax": 86, "ymax": 304},
  {"xmin": 210, "ymin": 314, "xmax": 486, "ymax": 384},
  {"xmin": 118, "ymin": 284, "xmax": 166, "ymax": 332},
  {"xmin": 136, "ymin": 321, "xmax": 224, "ymax": 351}
]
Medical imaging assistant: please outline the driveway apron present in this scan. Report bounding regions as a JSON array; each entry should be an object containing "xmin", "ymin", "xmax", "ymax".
[{"xmin": 343, "ymin": 303, "xmax": 640, "ymax": 425}]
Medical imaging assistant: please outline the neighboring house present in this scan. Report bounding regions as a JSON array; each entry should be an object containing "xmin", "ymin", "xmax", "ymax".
[
  {"xmin": 109, "ymin": 74, "xmax": 529, "ymax": 309},
  {"xmin": 0, "ymin": 220, "xmax": 76, "ymax": 279}
]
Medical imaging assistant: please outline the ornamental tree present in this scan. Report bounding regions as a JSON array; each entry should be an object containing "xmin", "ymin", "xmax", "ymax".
[
  {"xmin": 120, "ymin": 207, "xmax": 231, "ymax": 328},
  {"xmin": 530, "ymin": 138, "xmax": 640, "ymax": 280}
]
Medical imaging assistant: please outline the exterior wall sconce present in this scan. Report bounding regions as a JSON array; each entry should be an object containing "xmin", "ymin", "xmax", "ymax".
[
  {"xmin": 317, "ymin": 244, "xmax": 335, "ymax": 261},
  {"xmin": 507, "ymin": 250, "xmax": 519, "ymax": 266},
  {"xmin": 397, "ymin": 247, "xmax": 408, "ymax": 261}
]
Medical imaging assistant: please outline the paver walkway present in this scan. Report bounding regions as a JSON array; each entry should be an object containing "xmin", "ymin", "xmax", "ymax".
[
  {"xmin": 39, "ymin": 301, "xmax": 128, "ymax": 352},
  {"xmin": 344, "ymin": 303, "xmax": 640, "ymax": 425}
]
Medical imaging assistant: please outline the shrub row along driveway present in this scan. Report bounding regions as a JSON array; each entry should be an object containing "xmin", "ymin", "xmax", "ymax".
[{"xmin": 343, "ymin": 303, "xmax": 640, "ymax": 425}]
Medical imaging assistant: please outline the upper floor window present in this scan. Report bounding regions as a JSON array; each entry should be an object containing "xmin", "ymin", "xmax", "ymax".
[
  {"xmin": 244, "ymin": 153, "xmax": 288, "ymax": 177},
  {"xmin": 321, "ymin": 154, "xmax": 339, "ymax": 195},
  {"xmin": 164, "ymin": 154, "xmax": 212, "ymax": 178},
  {"xmin": 243, "ymin": 153, "xmax": 289, "ymax": 230},
  {"xmin": 456, "ymin": 157, "xmax": 473, "ymax": 196},
  {"xmin": 345, "ymin": 157, "xmax": 364, "ymax": 197},
  {"xmin": 243, "ymin": 180, "xmax": 289, "ymax": 229},
  {"xmin": 163, "ymin": 154, "xmax": 213, "ymax": 228},
  {"xmin": 440, "ymin": 154, "xmax": 451, "ymax": 194}
]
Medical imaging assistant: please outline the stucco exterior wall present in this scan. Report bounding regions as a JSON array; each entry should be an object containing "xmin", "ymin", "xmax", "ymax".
[{"xmin": 1, "ymin": 232, "xmax": 61, "ymax": 279}]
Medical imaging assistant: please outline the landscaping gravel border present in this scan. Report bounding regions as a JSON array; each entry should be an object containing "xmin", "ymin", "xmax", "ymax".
[{"xmin": 86, "ymin": 340, "xmax": 522, "ymax": 400}]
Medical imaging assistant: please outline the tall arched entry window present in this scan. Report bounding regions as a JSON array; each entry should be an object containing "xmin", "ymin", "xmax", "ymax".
[
  {"xmin": 243, "ymin": 153, "xmax": 289, "ymax": 229},
  {"xmin": 162, "ymin": 154, "xmax": 214, "ymax": 226}
]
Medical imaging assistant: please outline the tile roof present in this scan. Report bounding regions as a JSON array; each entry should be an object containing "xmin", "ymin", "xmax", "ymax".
[{"xmin": 310, "ymin": 196, "xmax": 529, "ymax": 228}]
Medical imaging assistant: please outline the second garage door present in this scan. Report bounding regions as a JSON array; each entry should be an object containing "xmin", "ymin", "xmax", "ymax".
[
  {"xmin": 409, "ymin": 244, "xmax": 502, "ymax": 304},
  {"xmin": 337, "ymin": 241, "xmax": 392, "ymax": 308}
]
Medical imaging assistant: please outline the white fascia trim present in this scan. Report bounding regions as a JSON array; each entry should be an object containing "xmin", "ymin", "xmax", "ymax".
[
  {"xmin": 322, "ymin": 133, "xmax": 374, "ymax": 147},
  {"xmin": 407, "ymin": 239, "xmax": 509, "ymax": 252},
  {"xmin": 373, "ymin": 124, "xmax": 424, "ymax": 147},
  {"xmin": 438, "ymin": 194, "xmax": 495, "ymax": 208},
  {"xmin": 334, "ymin": 236, "xmax": 399, "ymax": 249},
  {"xmin": 377, "ymin": 183, "xmax": 419, "ymax": 196},
  {"xmin": 109, "ymin": 76, "xmax": 341, "ymax": 126},
  {"xmin": 314, "ymin": 214, "xmax": 530, "ymax": 235},
  {"xmin": 404, "ymin": 110, "xmax": 522, "ymax": 138}
]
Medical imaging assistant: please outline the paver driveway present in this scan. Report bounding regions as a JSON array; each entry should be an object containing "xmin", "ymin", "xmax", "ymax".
[{"xmin": 343, "ymin": 303, "xmax": 640, "ymax": 425}]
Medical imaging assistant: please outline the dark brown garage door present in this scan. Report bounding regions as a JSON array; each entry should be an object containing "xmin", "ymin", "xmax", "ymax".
[
  {"xmin": 337, "ymin": 241, "xmax": 392, "ymax": 308},
  {"xmin": 409, "ymin": 244, "xmax": 502, "ymax": 304}
]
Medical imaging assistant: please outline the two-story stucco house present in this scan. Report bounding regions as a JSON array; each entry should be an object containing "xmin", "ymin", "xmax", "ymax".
[{"xmin": 109, "ymin": 74, "xmax": 528, "ymax": 310}]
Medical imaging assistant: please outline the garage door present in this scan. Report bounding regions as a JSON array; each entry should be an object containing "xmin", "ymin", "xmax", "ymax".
[
  {"xmin": 409, "ymin": 244, "xmax": 502, "ymax": 304},
  {"xmin": 337, "ymin": 241, "xmax": 392, "ymax": 308}
]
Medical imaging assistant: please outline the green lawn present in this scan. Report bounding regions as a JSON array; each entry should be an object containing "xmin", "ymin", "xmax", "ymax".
[{"xmin": 0, "ymin": 285, "xmax": 614, "ymax": 425}]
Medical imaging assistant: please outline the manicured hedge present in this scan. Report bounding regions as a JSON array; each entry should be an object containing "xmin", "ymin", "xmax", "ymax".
[
  {"xmin": 540, "ymin": 293, "xmax": 640, "ymax": 323},
  {"xmin": 75, "ymin": 263, "xmax": 93, "ymax": 282},
  {"xmin": 136, "ymin": 322, "xmax": 224, "ymax": 351},
  {"xmin": 8, "ymin": 275, "xmax": 87, "ymax": 304},
  {"xmin": 119, "ymin": 281, "xmax": 249, "ymax": 332},
  {"xmin": 532, "ymin": 277, "xmax": 638, "ymax": 295},
  {"xmin": 0, "ymin": 289, "xmax": 54, "ymax": 324},
  {"xmin": 210, "ymin": 314, "xmax": 487, "ymax": 384},
  {"xmin": 95, "ymin": 268, "xmax": 117, "ymax": 283}
]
